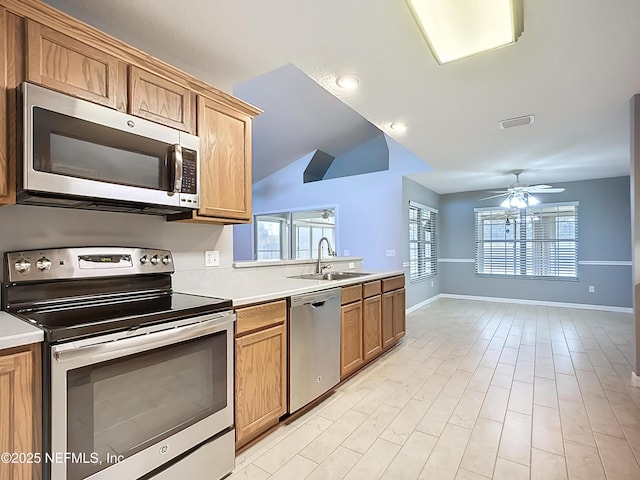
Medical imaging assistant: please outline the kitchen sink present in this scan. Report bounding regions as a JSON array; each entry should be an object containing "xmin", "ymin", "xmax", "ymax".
[{"xmin": 289, "ymin": 271, "xmax": 373, "ymax": 281}]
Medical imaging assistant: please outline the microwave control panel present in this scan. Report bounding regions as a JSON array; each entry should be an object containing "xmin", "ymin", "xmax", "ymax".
[{"xmin": 181, "ymin": 148, "xmax": 198, "ymax": 195}]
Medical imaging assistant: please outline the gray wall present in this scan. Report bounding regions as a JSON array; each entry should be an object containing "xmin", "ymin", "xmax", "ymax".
[
  {"xmin": 402, "ymin": 177, "xmax": 441, "ymax": 308},
  {"xmin": 439, "ymin": 176, "xmax": 632, "ymax": 308}
]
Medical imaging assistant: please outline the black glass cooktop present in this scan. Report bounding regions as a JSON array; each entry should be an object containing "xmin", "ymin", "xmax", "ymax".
[{"xmin": 13, "ymin": 292, "xmax": 232, "ymax": 342}]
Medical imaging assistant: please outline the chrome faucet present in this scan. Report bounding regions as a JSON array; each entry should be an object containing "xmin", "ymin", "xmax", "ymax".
[{"xmin": 316, "ymin": 237, "xmax": 335, "ymax": 273}]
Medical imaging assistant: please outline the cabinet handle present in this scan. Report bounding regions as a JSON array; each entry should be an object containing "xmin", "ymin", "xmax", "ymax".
[{"xmin": 172, "ymin": 144, "xmax": 183, "ymax": 193}]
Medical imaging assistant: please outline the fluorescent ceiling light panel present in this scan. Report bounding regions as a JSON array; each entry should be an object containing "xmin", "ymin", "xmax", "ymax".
[{"xmin": 407, "ymin": 0, "xmax": 524, "ymax": 64}]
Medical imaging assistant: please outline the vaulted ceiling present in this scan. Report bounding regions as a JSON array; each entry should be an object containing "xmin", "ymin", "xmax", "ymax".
[{"xmin": 45, "ymin": 0, "xmax": 640, "ymax": 193}]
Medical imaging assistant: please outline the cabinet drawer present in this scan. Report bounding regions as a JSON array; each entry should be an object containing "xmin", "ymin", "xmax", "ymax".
[
  {"xmin": 362, "ymin": 280, "xmax": 381, "ymax": 298},
  {"xmin": 382, "ymin": 275, "xmax": 405, "ymax": 293},
  {"xmin": 341, "ymin": 284, "xmax": 362, "ymax": 305},
  {"xmin": 236, "ymin": 299, "xmax": 286, "ymax": 336},
  {"xmin": 128, "ymin": 66, "xmax": 195, "ymax": 133}
]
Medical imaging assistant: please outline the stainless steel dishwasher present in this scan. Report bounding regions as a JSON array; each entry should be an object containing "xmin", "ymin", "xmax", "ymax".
[{"xmin": 289, "ymin": 287, "xmax": 342, "ymax": 413}]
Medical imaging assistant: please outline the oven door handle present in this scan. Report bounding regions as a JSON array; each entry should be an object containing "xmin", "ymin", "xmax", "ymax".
[{"xmin": 52, "ymin": 313, "xmax": 234, "ymax": 364}]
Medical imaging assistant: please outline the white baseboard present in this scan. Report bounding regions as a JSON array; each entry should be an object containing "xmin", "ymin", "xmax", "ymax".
[
  {"xmin": 632, "ymin": 372, "xmax": 640, "ymax": 388},
  {"xmin": 406, "ymin": 294, "xmax": 441, "ymax": 314},
  {"xmin": 437, "ymin": 293, "xmax": 633, "ymax": 314}
]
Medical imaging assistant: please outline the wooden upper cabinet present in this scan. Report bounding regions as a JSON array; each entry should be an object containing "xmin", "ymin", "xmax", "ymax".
[
  {"xmin": 194, "ymin": 96, "xmax": 253, "ymax": 222},
  {"xmin": 25, "ymin": 19, "xmax": 126, "ymax": 111},
  {"xmin": 128, "ymin": 66, "xmax": 195, "ymax": 134},
  {"xmin": 0, "ymin": 7, "xmax": 9, "ymax": 205}
]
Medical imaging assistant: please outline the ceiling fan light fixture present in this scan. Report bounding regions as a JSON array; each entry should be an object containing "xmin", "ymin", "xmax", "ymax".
[
  {"xmin": 501, "ymin": 191, "xmax": 538, "ymax": 209},
  {"xmin": 406, "ymin": 0, "xmax": 524, "ymax": 64}
]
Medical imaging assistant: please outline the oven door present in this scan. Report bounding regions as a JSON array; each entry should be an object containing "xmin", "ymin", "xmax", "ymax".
[
  {"xmin": 49, "ymin": 311, "xmax": 234, "ymax": 480},
  {"xmin": 21, "ymin": 82, "xmax": 200, "ymax": 209}
]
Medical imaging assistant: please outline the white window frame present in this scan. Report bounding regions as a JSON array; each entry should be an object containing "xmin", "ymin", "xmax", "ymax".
[
  {"xmin": 409, "ymin": 200, "xmax": 437, "ymax": 282},
  {"xmin": 474, "ymin": 202, "xmax": 579, "ymax": 280},
  {"xmin": 254, "ymin": 207, "xmax": 336, "ymax": 260}
]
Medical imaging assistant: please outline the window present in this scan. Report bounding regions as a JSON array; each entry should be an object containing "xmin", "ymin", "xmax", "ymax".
[
  {"xmin": 475, "ymin": 202, "xmax": 578, "ymax": 279},
  {"xmin": 254, "ymin": 208, "xmax": 335, "ymax": 260},
  {"xmin": 409, "ymin": 201, "xmax": 437, "ymax": 282},
  {"xmin": 255, "ymin": 213, "xmax": 289, "ymax": 260}
]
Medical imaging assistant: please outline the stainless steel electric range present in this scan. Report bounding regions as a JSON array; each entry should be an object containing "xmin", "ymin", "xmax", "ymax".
[{"xmin": 2, "ymin": 247, "xmax": 235, "ymax": 480}]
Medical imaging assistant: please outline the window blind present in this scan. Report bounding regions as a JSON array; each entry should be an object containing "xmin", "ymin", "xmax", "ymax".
[
  {"xmin": 409, "ymin": 201, "xmax": 437, "ymax": 282},
  {"xmin": 474, "ymin": 202, "xmax": 578, "ymax": 280}
]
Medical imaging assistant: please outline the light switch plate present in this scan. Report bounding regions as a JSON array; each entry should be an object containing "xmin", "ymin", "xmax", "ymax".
[
  {"xmin": 386, "ymin": 249, "xmax": 396, "ymax": 257},
  {"xmin": 205, "ymin": 250, "xmax": 220, "ymax": 267}
]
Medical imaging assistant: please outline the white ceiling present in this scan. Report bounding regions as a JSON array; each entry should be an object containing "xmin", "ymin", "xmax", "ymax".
[{"xmin": 45, "ymin": 0, "xmax": 640, "ymax": 194}]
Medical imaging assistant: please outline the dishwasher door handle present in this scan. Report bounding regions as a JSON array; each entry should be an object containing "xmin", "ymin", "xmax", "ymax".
[{"xmin": 311, "ymin": 301, "xmax": 326, "ymax": 308}]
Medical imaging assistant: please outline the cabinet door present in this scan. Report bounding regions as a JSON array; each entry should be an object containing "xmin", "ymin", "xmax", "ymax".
[
  {"xmin": 196, "ymin": 96, "xmax": 252, "ymax": 222},
  {"xmin": 0, "ymin": 7, "xmax": 9, "ymax": 205},
  {"xmin": 128, "ymin": 66, "xmax": 195, "ymax": 133},
  {"xmin": 340, "ymin": 301, "xmax": 363, "ymax": 379},
  {"xmin": 381, "ymin": 291, "xmax": 395, "ymax": 350},
  {"xmin": 235, "ymin": 324, "xmax": 286, "ymax": 447},
  {"xmin": 0, "ymin": 349, "xmax": 34, "ymax": 480},
  {"xmin": 393, "ymin": 288, "xmax": 406, "ymax": 340},
  {"xmin": 362, "ymin": 295, "xmax": 382, "ymax": 361},
  {"xmin": 25, "ymin": 19, "xmax": 126, "ymax": 110}
]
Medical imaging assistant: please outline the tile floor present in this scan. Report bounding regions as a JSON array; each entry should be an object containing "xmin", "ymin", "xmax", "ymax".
[{"xmin": 229, "ymin": 298, "xmax": 640, "ymax": 480}]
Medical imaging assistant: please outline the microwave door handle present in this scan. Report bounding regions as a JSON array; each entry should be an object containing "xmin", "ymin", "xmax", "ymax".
[{"xmin": 172, "ymin": 144, "xmax": 183, "ymax": 193}]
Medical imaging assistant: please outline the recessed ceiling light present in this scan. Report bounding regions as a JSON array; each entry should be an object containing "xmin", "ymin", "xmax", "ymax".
[
  {"xmin": 390, "ymin": 122, "xmax": 408, "ymax": 133},
  {"xmin": 335, "ymin": 74, "xmax": 360, "ymax": 90}
]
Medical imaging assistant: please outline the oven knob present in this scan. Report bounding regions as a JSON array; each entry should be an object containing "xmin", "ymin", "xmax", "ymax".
[
  {"xmin": 162, "ymin": 255, "xmax": 172, "ymax": 265},
  {"xmin": 150, "ymin": 255, "xmax": 160, "ymax": 265},
  {"xmin": 36, "ymin": 257, "xmax": 52, "ymax": 271},
  {"xmin": 14, "ymin": 258, "xmax": 31, "ymax": 274},
  {"xmin": 140, "ymin": 255, "xmax": 148, "ymax": 265}
]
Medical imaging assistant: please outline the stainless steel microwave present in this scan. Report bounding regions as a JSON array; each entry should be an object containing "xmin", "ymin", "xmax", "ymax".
[{"xmin": 18, "ymin": 82, "xmax": 200, "ymax": 215}]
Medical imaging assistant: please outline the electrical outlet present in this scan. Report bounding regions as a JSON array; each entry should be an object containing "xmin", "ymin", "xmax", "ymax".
[
  {"xmin": 588, "ymin": 285, "xmax": 595, "ymax": 293},
  {"xmin": 386, "ymin": 249, "xmax": 396, "ymax": 257},
  {"xmin": 205, "ymin": 250, "xmax": 220, "ymax": 267},
  {"xmin": 348, "ymin": 262, "xmax": 355, "ymax": 269},
  {"xmin": 431, "ymin": 280, "xmax": 434, "ymax": 287}
]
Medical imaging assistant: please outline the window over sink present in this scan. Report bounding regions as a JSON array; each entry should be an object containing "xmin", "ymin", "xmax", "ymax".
[{"xmin": 254, "ymin": 208, "xmax": 336, "ymax": 260}]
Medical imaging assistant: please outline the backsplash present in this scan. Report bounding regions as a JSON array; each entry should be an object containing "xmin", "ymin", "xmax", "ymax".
[{"xmin": 0, "ymin": 204, "xmax": 232, "ymax": 301}]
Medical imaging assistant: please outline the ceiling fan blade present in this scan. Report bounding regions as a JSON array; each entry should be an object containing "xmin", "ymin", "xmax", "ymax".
[
  {"xmin": 487, "ymin": 190, "xmax": 510, "ymax": 194},
  {"xmin": 529, "ymin": 187, "xmax": 565, "ymax": 193},
  {"xmin": 479, "ymin": 193, "xmax": 509, "ymax": 201},
  {"xmin": 528, "ymin": 184, "xmax": 552, "ymax": 189}
]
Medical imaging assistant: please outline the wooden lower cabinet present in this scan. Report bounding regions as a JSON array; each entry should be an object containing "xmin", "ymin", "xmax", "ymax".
[
  {"xmin": 0, "ymin": 344, "xmax": 40, "ymax": 480},
  {"xmin": 234, "ymin": 301, "xmax": 287, "ymax": 449},
  {"xmin": 393, "ymin": 288, "xmax": 406, "ymax": 340},
  {"xmin": 340, "ymin": 301, "xmax": 363, "ymax": 379},
  {"xmin": 362, "ymin": 295, "xmax": 382, "ymax": 361},
  {"xmin": 381, "ymin": 291, "xmax": 395, "ymax": 349}
]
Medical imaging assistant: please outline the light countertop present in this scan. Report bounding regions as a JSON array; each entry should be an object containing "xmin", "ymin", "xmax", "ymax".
[
  {"xmin": 0, "ymin": 269, "xmax": 404, "ymax": 347},
  {"xmin": 178, "ymin": 270, "xmax": 404, "ymax": 307},
  {"xmin": 0, "ymin": 312, "xmax": 44, "ymax": 350}
]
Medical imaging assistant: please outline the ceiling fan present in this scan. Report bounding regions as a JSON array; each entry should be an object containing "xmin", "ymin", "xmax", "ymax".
[{"xmin": 480, "ymin": 170, "xmax": 565, "ymax": 208}]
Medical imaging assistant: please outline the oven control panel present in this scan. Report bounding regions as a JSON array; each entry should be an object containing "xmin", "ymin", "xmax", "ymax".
[{"xmin": 4, "ymin": 247, "xmax": 175, "ymax": 283}]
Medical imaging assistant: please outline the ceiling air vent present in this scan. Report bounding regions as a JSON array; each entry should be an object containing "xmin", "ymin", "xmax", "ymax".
[{"xmin": 499, "ymin": 114, "xmax": 535, "ymax": 129}]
